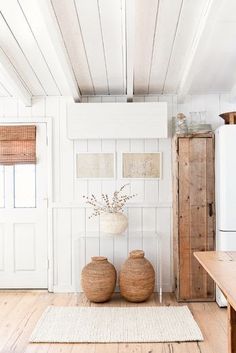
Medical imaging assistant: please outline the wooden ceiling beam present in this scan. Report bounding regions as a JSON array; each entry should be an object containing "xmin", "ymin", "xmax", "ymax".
[
  {"xmin": 38, "ymin": 0, "xmax": 81, "ymax": 102},
  {"xmin": 177, "ymin": 0, "xmax": 220, "ymax": 102},
  {"xmin": 123, "ymin": 0, "xmax": 135, "ymax": 102},
  {"xmin": 0, "ymin": 47, "xmax": 32, "ymax": 106}
]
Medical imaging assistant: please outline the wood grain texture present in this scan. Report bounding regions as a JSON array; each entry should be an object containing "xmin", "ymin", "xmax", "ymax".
[
  {"xmin": 178, "ymin": 137, "xmax": 191, "ymax": 299},
  {"xmin": 194, "ymin": 251, "xmax": 236, "ymax": 353},
  {"xmin": 194, "ymin": 251, "xmax": 236, "ymax": 310},
  {"xmin": 228, "ymin": 304, "xmax": 236, "ymax": 353},
  {"xmin": 173, "ymin": 133, "xmax": 215, "ymax": 301}
]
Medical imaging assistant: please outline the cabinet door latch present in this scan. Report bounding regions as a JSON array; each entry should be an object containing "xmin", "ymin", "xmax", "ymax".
[{"xmin": 208, "ymin": 202, "xmax": 213, "ymax": 217}]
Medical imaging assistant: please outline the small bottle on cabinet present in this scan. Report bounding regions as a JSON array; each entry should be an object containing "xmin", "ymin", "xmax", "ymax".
[{"xmin": 175, "ymin": 113, "xmax": 188, "ymax": 134}]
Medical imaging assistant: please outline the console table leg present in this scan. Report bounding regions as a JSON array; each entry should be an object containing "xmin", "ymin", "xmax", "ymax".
[{"xmin": 228, "ymin": 304, "xmax": 236, "ymax": 353}]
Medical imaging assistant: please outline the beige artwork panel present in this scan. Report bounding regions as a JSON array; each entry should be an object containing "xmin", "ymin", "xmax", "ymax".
[
  {"xmin": 122, "ymin": 153, "xmax": 161, "ymax": 178},
  {"xmin": 77, "ymin": 153, "xmax": 115, "ymax": 179}
]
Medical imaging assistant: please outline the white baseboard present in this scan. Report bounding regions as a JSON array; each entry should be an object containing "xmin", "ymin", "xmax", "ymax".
[
  {"xmin": 114, "ymin": 284, "xmax": 173, "ymax": 293},
  {"xmin": 53, "ymin": 283, "xmax": 173, "ymax": 294},
  {"xmin": 53, "ymin": 285, "xmax": 76, "ymax": 293}
]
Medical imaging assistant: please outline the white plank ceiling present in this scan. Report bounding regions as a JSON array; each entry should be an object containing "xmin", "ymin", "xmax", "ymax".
[{"xmin": 0, "ymin": 0, "xmax": 235, "ymax": 104}]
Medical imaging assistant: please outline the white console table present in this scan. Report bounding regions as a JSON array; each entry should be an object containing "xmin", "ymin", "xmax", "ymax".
[{"xmin": 77, "ymin": 231, "xmax": 162, "ymax": 303}]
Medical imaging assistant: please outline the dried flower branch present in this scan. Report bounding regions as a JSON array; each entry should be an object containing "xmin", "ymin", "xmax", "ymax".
[{"xmin": 83, "ymin": 184, "xmax": 137, "ymax": 218}]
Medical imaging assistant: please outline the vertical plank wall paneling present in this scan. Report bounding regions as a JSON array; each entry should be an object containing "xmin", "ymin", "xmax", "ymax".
[{"xmin": 0, "ymin": 93, "xmax": 234, "ymax": 292}]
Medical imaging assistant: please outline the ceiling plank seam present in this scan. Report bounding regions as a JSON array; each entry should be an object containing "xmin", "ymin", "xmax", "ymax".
[
  {"xmin": 147, "ymin": 0, "xmax": 160, "ymax": 95},
  {"xmin": 0, "ymin": 11, "xmax": 47, "ymax": 96},
  {"xmin": 38, "ymin": 0, "xmax": 81, "ymax": 102},
  {"xmin": 161, "ymin": 0, "xmax": 184, "ymax": 95},
  {"xmin": 177, "ymin": 0, "xmax": 219, "ymax": 101},
  {"xmin": 17, "ymin": 0, "xmax": 62, "ymax": 96},
  {"xmin": 73, "ymin": 0, "xmax": 96, "ymax": 95},
  {"xmin": 0, "ymin": 46, "xmax": 32, "ymax": 106},
  {"xmin": 123, "ymin": 0, "xmax": 135, "ymax": 102},
  {"xmin": 97, "ymin": 0, "xmax": 110, "ymax": 95}
]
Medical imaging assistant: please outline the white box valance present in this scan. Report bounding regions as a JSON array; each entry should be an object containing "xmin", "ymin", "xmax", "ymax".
[{"xmin": 67, "ymin": 102, "xmax": 168, "ymax": 139}]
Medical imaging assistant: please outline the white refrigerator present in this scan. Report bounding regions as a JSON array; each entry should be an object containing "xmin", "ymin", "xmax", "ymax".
[{"xmin": 215, "ymin": 125, "xmax": 236, "ymax": 307}]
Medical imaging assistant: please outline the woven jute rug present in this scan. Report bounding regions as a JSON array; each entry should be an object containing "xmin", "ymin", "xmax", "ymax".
[{"xmin": 30, "ymin": 306, "xmax": 203, "ymax": 343}]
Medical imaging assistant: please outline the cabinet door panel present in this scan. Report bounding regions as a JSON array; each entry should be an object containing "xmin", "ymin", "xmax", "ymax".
[
  {"xmin": 178, "ymin": 138, "xmax": 191, "ymax": 300},
  {"xmin": 206, "ymin": 137, "xmax": 215, "ymax": 243},
  {"xmin": 189, "ymin": 138, "xmax": 207, "ymax": 207},
  {"xmin": 179, "ymin": 251, "xmax": 191, "ymax": 299},
  {"xmin": 177, "ymin": 136, "xmax": 215, "ymax": 301}
]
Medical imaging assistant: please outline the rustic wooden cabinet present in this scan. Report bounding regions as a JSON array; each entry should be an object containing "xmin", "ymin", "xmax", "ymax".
[{"xmin": 172, "ymin": 133, "xmax": 215, "ymax": 301}]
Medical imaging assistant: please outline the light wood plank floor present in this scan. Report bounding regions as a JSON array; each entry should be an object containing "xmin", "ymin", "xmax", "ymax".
[{"xmin": 0, "ymin": 291, "xmax": 227, "ymax": 353}]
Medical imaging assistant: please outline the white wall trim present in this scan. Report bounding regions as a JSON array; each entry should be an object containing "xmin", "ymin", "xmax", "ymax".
[
  {"xmin": 46, "ymin": 118, "xmax": 54, "ymax": 292},
  {"xmin": 53, "ymin": 285, "xmax": 76, "ymax": 293},
  {"xmin": 0, "ymin": 116, "xmax": 52, "ymax": 123},
  {"xmin": 115, "ymin": 283, "xmax": 173, "ymax": 294},
  {"xmin": 51, "ymin": 202, "xmax": 172, "ymax": 209},
  {"xmin": 53, "ymin": 283, "xmax": 173, "ymax": 294}
]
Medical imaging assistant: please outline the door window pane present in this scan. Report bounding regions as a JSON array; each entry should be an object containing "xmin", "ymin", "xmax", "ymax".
[
  {"xmin": 0, "ymin": 166, "xmax": 4, "ymax": 207},
  {"xmin": 14, "ymin": 165, "xmax": 36, "ymax": 208}
]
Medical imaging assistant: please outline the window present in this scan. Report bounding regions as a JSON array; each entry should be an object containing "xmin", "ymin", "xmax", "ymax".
[
  {"xmin": 0, "ymin": 165, "xmax": 36, "ymax": 208},
  {"xmin": 14, "ymin": 165, "xmax": 36, "ymax": 208},
  {"xmin": 0, "ymin": 125, "xmax": 37, "ymax": 208},
  {"xmin": 0, "ymin": 125, "xmax": 36, "ymax": 165}
]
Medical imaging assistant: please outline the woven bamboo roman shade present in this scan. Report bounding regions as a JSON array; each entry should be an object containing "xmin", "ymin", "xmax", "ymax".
[{"xmin": 0, "ymin": 125, "xmax": 36, "ymax": 165}]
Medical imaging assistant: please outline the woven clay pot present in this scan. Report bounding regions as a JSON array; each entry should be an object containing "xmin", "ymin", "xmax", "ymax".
[
  {"xmin": 81, "ymin": 256, "xmax": 117, "ymax": 303},
  {"xmin": 119, "ymin": 250, "xmax": 155, "ymax": 302},
  {"xmin": 100, "ymin": 212, "xmax": 128, "ymax": 235}
]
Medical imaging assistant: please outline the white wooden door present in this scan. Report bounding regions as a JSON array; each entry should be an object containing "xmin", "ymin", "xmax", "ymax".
[{"xmin": 0, "ymin": 123, "xmax": 48, "ymax": 288}]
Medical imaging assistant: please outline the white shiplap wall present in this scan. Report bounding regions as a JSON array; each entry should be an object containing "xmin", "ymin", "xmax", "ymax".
[
  {"xmin": 53, "ymin": 94, "xmax": 175, "ymax": 293},
  {"xmin": 0, "ymin": 93, "xmax": 235, "ymax": 292}
]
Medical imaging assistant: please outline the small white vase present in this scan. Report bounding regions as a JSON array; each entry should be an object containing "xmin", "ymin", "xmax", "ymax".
[{"xmin": 100, "ymin": 212, "xmax": 128, "ymax": 235}]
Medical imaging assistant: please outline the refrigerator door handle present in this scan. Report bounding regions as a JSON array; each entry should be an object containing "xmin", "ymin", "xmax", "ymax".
[{"xmin": 208, "ymin": 202, "xmax": 213, "ymax": 217}]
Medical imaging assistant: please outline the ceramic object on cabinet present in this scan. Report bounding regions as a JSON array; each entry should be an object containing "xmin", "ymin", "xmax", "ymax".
[{"xmin": 100, "ymin": 212, "xmax": 128, "ymax": 235}]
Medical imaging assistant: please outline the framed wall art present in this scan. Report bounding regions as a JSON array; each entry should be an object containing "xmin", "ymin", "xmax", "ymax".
[
  {"xmin": 76, "ymin": 152, "xmax": 116, "ymax": 179},
  {"xmin": 122, "ymin": 152, "xmax": 162, "ymax": 179}
]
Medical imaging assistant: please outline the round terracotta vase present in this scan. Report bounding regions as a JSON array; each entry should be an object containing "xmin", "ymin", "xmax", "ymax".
[
  {"xmin": 81, "ymin": 256, "xmax": 117, "ymax": 303},
  {"xmin": 119, "ymin": 250, "xmax": 155, "ymax": 302},
  {"xmin": 100, "ymin": 212, "xmax": 128, "ymax": 235}
]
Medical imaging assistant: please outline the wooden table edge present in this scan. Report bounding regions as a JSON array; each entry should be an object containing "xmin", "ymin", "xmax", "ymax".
[{"xmin": 194, "ymin": 251, "xmax": 236, "ymax": 353}]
